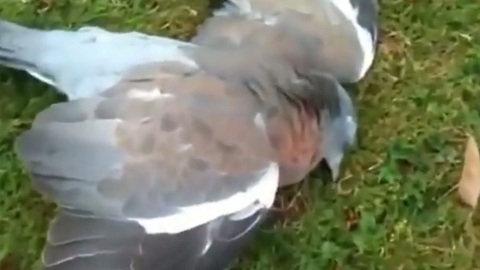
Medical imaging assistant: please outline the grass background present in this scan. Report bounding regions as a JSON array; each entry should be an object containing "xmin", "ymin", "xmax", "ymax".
[{"xmin": 1, "ymin": 0, "xmax": 480, "ymax": 269}]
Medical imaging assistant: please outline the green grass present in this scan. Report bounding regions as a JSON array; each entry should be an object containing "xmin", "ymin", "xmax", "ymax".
[{"xmin": 1, "ymin": 0, "xmax": 480, "ymax": 269}]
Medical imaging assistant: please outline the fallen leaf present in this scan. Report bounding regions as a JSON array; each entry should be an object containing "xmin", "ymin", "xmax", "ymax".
[
  {"xmin": 458, "ymin": 133, "xmax": 480, "ymax": 209},
  {"xmin": 344, "ymin": 207, "xmax": 359, "ymax": 231}
]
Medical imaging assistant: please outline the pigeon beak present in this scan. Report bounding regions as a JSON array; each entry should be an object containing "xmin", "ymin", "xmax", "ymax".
[
  {"xmin": 325, "ymin": 155, "xmax": 343, "ymax": 182},
  {"xmin": 330, "ymin": 164, "xmax": 340, "ymax": 181}
]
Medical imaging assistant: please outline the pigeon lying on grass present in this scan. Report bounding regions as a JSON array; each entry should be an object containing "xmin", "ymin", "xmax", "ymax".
[
  {"xmin": 0, "ymin": 14, "xmax": 358, "ymax": 182},
  {"xmin": 15, "ymin": 42, "xmax": 357, "ymax": 269},
  {"xmin": 3, "ymin": 0, "xmax": 363, "ymax": 267},
  {"xmin": 194, "ymin": 0, "xmax": 379, "ymax": 83}
]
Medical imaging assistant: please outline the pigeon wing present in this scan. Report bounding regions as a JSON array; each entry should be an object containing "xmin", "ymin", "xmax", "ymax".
[
  {"xmin": 194, "ymin": 0, "xmax": 378, "ymax": 83},
  {"xmin": 15, "ymin": 61, "xmax": 279, "ymax": 269}
]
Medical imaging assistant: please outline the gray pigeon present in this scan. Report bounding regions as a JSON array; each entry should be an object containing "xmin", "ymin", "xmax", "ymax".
[
  {"xmin": 16, "ymin": 43, "xmax": 357, "ymax": 269},
  {"xmin": 0, "ymin": 14, "xmax": 359, "ymax": 181},
  {"xmin": 193, "ymin": 0, "xmax": 379, "ymax": 83}
]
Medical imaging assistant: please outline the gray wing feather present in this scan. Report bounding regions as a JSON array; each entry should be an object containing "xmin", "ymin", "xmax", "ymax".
[
  {"xmin": 46, "ymin": 210, "xmax": 144, "ymax": 245},
  {"xmin": 16, "ymin": 117, "xmax": 127, "ymax": 217}
]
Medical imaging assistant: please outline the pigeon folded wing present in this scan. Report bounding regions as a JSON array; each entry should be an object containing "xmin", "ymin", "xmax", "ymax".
[
  {"xmin": 193, "ymin": 0, "xmax": 379, "ymax": 83},
  {"xmin": 16, "ymin": 61, "xmax": 280, "ymax": 270}
]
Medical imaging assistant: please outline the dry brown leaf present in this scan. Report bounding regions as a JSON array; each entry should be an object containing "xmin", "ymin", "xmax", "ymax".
[{"xmin": 458, "ymin": 133, "xmax": 480, "ymax": 209}]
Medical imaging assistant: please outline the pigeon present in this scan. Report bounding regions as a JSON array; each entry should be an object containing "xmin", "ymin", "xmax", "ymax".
[
  {"xmin": 193, "ymin": 0, "xmax": 379, "ymax": 83},
  {"xmin": 0, "ymin": 15, "xmax": 359, "ymax": 181},
  {"xmin": 15, "ymin": 42, "xmax": 357, "ymax": 269},
  {"xmin": 0, "ymin": 19, "xmax": 198, "ymax": 100}
]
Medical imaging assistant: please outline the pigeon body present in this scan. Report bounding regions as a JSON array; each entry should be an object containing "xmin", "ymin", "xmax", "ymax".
[
  {"xmin": 16, "ymin": 42, "xmax": 356, "ymax": 269},
  {"xmin": 193, "ymin": 0, "xmax": 379, "ymax": 83},
  {"xmin": 0, "ymin": 20, "xmax": 197, "ymax": 99},
  {"xmin": 0, "ymin": 12, "xmax": 361, "ymax": 180}
]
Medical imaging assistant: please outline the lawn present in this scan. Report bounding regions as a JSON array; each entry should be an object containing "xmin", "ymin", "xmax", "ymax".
[{"xmin": 1, "ymin": 0, "xmax": 480, "ymax": 269}]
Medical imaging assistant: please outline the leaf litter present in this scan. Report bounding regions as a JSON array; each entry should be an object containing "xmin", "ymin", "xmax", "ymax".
[
  {"xmin": 458, "ymin": 133, "xmax": 480, "ymax": 208},
  {"xmin": 457, "ymin": 132, "xmax": 480, "ymax": 254}
]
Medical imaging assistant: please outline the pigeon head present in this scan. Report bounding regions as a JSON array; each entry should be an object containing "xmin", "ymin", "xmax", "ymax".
[
  {"xmin": 319, "ymin": 77, "xmax": 357, "ymax": 181},
  {"xmin": 298, "ymin": 71, "xmax": 357, "ymax": 181},
  {"xmin": 272, "ymin": 69, "xmax": 356, "ymax": 182}
]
